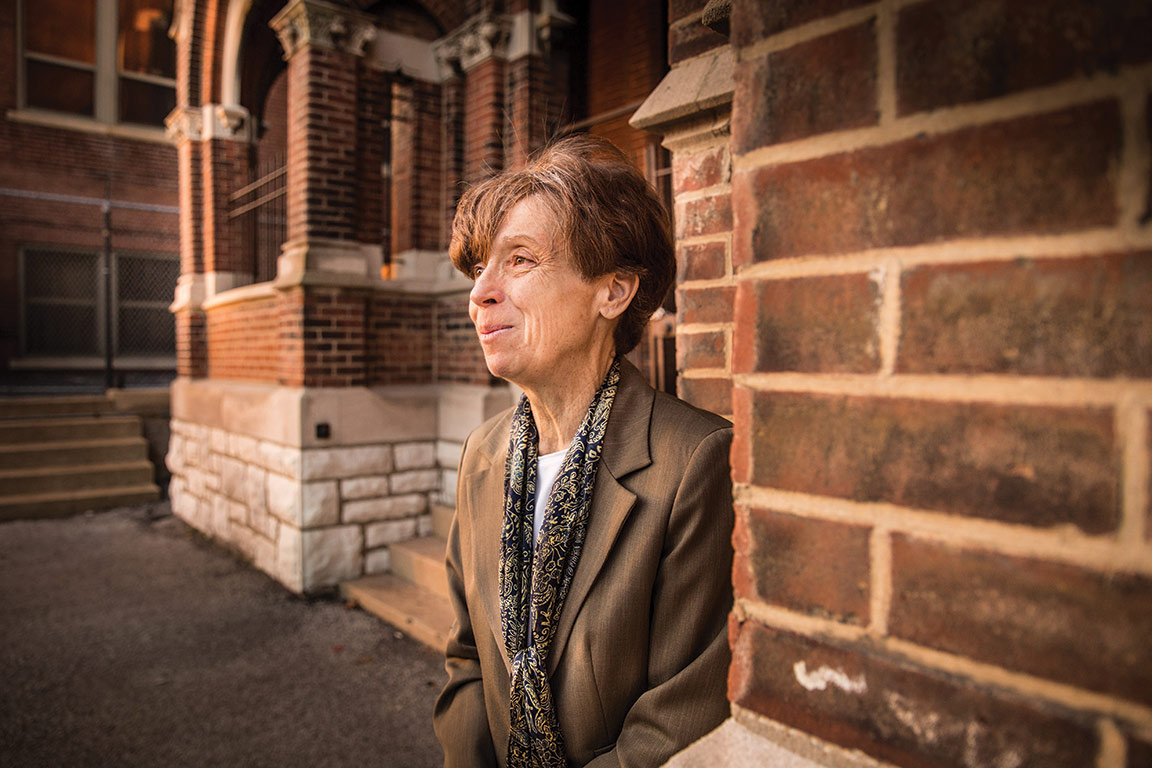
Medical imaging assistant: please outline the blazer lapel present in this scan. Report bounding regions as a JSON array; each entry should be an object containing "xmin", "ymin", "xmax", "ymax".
[{"xmin": 547, "ymin": 360, "xmax": 654, "ymax": 675}]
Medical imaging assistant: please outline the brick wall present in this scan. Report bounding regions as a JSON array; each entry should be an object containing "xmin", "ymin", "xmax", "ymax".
[
  {"xmin": 723, "ymin": 1, "xmax": 1152, "ymax": 765},
  {"xmin": 368, "ymin": 293, "xmax": 435, "ymax": 386},
  {"xmin": 435, "ymin": 293, "xmax": 490, "ymax": 386},
  {"xmin": 206, "ymin": 295, "xmax": 279, "ymax": 383}
]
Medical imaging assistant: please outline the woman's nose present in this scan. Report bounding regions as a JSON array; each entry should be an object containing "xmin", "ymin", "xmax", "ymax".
[{"xmin": 470, "ymin": 264, "xmax": 503, "ymax": 306}]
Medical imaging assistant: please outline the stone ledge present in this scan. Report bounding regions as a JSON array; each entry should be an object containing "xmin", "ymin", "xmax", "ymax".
[{"xmin": 630, "ymin": 47, "xmax": 734, "ymax": 136}]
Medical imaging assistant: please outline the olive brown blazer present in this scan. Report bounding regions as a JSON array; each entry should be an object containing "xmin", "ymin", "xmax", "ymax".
[{"xmin": 433, "ymin": 360, "xmax": 734, "ymax": 767}]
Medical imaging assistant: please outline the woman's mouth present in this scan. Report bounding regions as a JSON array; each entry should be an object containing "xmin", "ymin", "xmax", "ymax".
[{"xmin": 477, "ymin": 324, "xmax": 512, "ymax": 340}]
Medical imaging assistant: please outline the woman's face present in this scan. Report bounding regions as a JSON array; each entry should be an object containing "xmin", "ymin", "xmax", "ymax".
[{"xmin": 468, "ymin": 196, "xmax": 617, "ymax": 392}]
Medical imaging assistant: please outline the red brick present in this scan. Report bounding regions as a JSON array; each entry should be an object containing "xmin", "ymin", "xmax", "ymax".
[
  {"xmin": 900, "ymin": 254, "xmax": 1152, "ymax": 377},
  {"xmin": 731, "ymin": 386, "xmax": 752, "ymax": 483},
  {"xmin": 729, "ymin": 622, "xmax": 1099, "ymax": 768},
  {"xmin": 672, "ymin": 146, "xmax": 729, "ymax": 193},
  {"xmin": 735, "ymin": 103, "xmax": 1120, "ymax": 260},
  {"xmin": 731, "ymin": 0, "xmax": 873, "ymax": 47},
  {"xmin": 897, "ymin": 0, "xmax": 1152, "ymax": 115},
  {"xmin": 677, "ymin": 241, "xmax": 727, "ymax": 283},
  {"xmin": 733, "ymin": 274, "xmax": 881, "ymax": 374},
  {"xmin": 735, "ymin": 507, "xmax": 870, "ymax": 624},
  {"xmin": 676, "ymin": 329, "xmax": 726, "ymax": 371},
  {"xmin": 670, "ymin": 18, "xmax": 729, "ymax": 64},
  {"xmin": 747, "ymin": 392, "xmax": 1119, "ymax": 534},
  {"xmin": 891, "ymin": 535, "xmax": 1152, "ymax": 706},
  {"xmin": 677, "ymin": 376, "xmax": 732, "ymax": 416},
  {"xmin": 678, "ymin": 285, "xmax": 734, "ymax": 325},
  {"xmin": 675, "ymin": 193, "xmax": 733, "ymax": 240},
  {"xmin": 734, "ymin": 23, "xmax": 878, "ymax": 153}
]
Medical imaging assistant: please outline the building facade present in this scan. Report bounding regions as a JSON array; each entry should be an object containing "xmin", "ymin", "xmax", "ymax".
[{"xmin": 168, "ymin": 0, "xmax": 1152, "ymax": 766}]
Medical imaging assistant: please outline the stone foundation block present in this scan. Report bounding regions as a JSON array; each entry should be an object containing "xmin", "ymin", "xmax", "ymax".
[
  {"xmin": 302, "ymin": 481, "xmax": 340, "ymax": 528},
  {"xmin": 394, "ymin": 441, "xmax": 436, "ymax": 470},
  {"xmin": 391, "ymin": 469, "xmax": 438, "ymax": 494},
  {"xmin": 365, "ymin": 548, "xmax": 391, "ymax": 574},
  {"xmin": 343, "ymin": 493, "xmax": 426, "ymax": 523},
  {"xmin": 302, "ymin": 526, "xmax": 364, "ymax": 590},
  {"xmin": 366, "ymin": 518, "xmax": 419, "ymax": 548},
  {"xmin": 303, "ymin": 445, "xmax": 393, "ymax": 480},
  {"xmin": 341, "ymin": 476, "xmax": 390, "ymax": 500}
]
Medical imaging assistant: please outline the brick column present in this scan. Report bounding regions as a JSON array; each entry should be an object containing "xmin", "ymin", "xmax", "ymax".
[{"xmin": 167, "ymin": 107, "xmax": 208, "ymax": 379}]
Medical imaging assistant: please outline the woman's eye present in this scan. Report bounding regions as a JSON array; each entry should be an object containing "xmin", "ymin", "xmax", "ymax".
[
  {"xmin": 472, "ymin": 264, "xmax": 484, "ymax": 279},
  {"xmin": 512, "ymin": 254, "xmax": 531, "ymax": 266}
]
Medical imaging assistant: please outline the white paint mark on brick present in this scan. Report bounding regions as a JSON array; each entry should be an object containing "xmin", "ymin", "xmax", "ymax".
[{"xmin": 793, "ymin": 661, "xmax": 867, "ymax": 693}]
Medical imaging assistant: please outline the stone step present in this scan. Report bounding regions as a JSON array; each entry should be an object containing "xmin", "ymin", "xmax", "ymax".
[
  {"xmin": 430, "ymin": 503, "xmax": 454, "ymax": 539},
  {"xmin": 0, "ymin": 395, "xmax": 113, "ymax": 420},
  {"xmin": 0, "ymin": 415, "xmax": 141, "ymax": 444},
  {"xmin": 0, "ymin": 483, "xmax": 161, "ymax": 521},
  {"xmin": 389, "ymin": 535, "xmax": 449, "ymax": 599},
  {"xmin": 0, "ymin": 460, "xmax": 155, "ymax": 496},
  {"xmin": 340, "ymin": 573, "xmax": 453, "ymax": 652},
  {"xmin": 0, "ymin": 437, "xmax": 149, "ymax": 470}
]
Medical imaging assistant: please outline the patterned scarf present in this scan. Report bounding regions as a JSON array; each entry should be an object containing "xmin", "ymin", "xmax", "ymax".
[{"xmin": 500, "ymin": 359, "xmax": 621, "ymax": 768}]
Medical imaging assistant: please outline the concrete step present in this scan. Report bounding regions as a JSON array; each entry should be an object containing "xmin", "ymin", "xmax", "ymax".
[
  {"xmin": 431, "ymin": 503, "xmax": 454, "ymax": 540},
  {"xmin": 340, "ymin": 573, "xmax": 453, "ymax": 652},
  {"xmin": 0, "ymin": 415, "xmax": 141, "ymax": 444},
  {"xmin": 0, "ymin": 460, "xmax": 154, "ymax": 496},
  {"xmin": 0, "ymin": 437, "xmax": 149, "ymax": 470},
  {"xmin": 389, "ymin": 536, "xmax": 449, "ymax": 599},
  {"xmin": 0, "ymin": 483, "xmax": 161, "ymax": 521},
  {"xmin": 0, "ymin": 395, "xmax": 113, "ymax": 420}
]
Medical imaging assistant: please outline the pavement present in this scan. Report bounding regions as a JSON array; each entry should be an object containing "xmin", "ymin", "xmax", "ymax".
[{"xmin": 0, "ymin": 502, "xmax": 447, "ymax": 768}]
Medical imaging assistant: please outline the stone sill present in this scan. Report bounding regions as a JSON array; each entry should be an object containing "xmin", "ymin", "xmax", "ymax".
[
  {"xmin": 6, "ymin": 108, "xmax": 172, "ymax": 145},
  {"xmin": 201, "ymin": 282, "xmax": 280, "ymax": 311},
  {"xmin": 630, "ymin": 47, "xmax": 734, "ymax": 135}
]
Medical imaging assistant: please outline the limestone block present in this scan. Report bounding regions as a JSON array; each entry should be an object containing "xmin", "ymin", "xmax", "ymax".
[
  {"xmin": 187, "ymin": 467, "xmax": 206, "ymax": 498},
  {"xmin": 302, "ymin": 526, "xmax": 363, "ymax": 590},
  {"xmin": 277, "ymin": 525, "xmax": 304, "ymax": 593},
  {"xmin": 438, "ymin": 469, "xmax": 458, "ymax": 506},
  {"xmin": 246, "ymin": 465, "xmax": 267, "ymax": 515},
  {"xmin": 266, "ymin": 472, "xmax": 300, "ymax": 524},
  {"xmin": 365, "ymin": 518, "xmax": 419, "ymax": 548},
  {"xmin": 258, "ymin": 441, "xmax": 302, "ymax": 479},
  {"xmin": 228, "ymin": 499, "xmax": 247, "ymax": 524},
  {"xmin": 437, "ymin": 440, "xmax": 463, "ymax": 472},
  {"xmin": 232, "ymin": 523, "xmax": 256, "ymax": 561},
  {"xmin": 211, "ymin": 493, "xmax": 230, "ymax": 539},
  {"xmin": 204, "ymin": 468, "xmax": 221, "ymax": 492},
  {"xmin": 182, "ymin": 436, "xmax": 201, "ymax": 468},
  {"xmin": 166, "ymin": 434, "xmax": 184, "ymax": 473},
  {"xmin": 230, "ymin": 433, "xmax": 259, "ymax": 462},
  {"xmin": 210, "ymin": 427, "xmax": 230, "ymax": 455},
  {"xmin": 390, "ymin": 468, "xmax": 438, "ymax": 494},
  {"xmin": 250, "ymin": 504, "xmax": 279, "ymax": 541},
  {"xmin": 343, "ymin": 493, "xmax": 426, "ymax": 523},
  {"xmin": 364, "ymin": 547, "xmax": 391, "ymax": 575},
  {"xmin": 340, "ymin": 475, "xmax": 389, "ymax": 500},
  {"xmin": 302, "ymin": 445, "xmax": 393, "ymax": 480},
  {"xmin": 302, "ymin": 481, "xmax": 340, "ymax": 528},
  {"xmin": 253, "ymin": 534, "xmax": 277, "ymax": 578},
  {"xmin": 394, "ymin": 441, "xmax": 436, "ymax": 471},
  {"xmin": 221, "ymin": 456, "xmax": 248, "ymax": 501},
  {"xmin": 417, "ymin": 513, "xmax": 434, "ymax": 537}
]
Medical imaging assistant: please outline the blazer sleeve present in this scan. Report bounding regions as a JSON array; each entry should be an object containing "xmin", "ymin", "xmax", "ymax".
[
  {"xmin": 432, "ymin": 437, "xmax": 499, "ymax": 768},
  {"xmin": 586, "ymin": 426, "xmax": 734, "ymax": 768}
]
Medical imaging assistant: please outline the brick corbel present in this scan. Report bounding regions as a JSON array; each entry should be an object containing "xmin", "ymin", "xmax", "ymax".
[
  {"xmin": 270, "ymin": 0, "xmax": 378, "ymax": 60},
  {"xmin": 433, "ymin": 11, "xmax": 511, "ymax": 76}
]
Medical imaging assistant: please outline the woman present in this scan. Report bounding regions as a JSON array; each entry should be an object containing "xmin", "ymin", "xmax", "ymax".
[{"xmin": 434, "ymin": 134, "xmax": 733, "ymax": 768}]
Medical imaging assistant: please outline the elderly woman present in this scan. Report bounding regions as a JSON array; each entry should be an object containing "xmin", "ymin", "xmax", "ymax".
[{"xmin": 433, "ymin": 134, "xmax": 733, "ymax": 768}]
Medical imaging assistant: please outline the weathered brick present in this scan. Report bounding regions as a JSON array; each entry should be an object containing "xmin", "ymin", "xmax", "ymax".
[
  {"xmin": 672, "ymin": 145, "xmax": 729, "ymax": 193},
  {"xmin": 747, "ymin": 392, "xmax": 1118, "ymax": 534},
  {"xmin": 669, "ymin": 0, "xmax": 707, "ymax": 24},
  {"xmin": 734, "ymin": 23, "xmax": 878, "ymax": 153},
  {"xmin": 900, "ymin": 254, "xmax": 1152, "ymax": 377},
  {"xmin": 677, "ymin": 376, "xmax": 732, "ymax": 416},
  {"xmin": 734, "ymin": 507, "xmax": 870, "ymax": 624},
  {"xmin": 675, "ymin": 194, "xmax": 733, "ymax": 240},
  {"xmin": 678, "ymin": 285, "xmax": 734, "ymax": 325},
  {"xmin": 670, "ymin": 17, "xmax": 729, "ymax": 64},
  {"xmin": 677, "ymin": 241, "xmax": 727, "ymax": 283},
  {"xmin": 735, "ymin": 103, "xmax": 1120, "ymax": 260},
  {"xmin": 730, "ymin": 0, "xmax": 873, "ymax": 47},
  {"xmin": 731, "ymin": 386, "xmax": 752, "ymax": 484},
  {"xmin": 891, "ymin": 535, "xmax": 1152, "ymax": 707},
  {"xmin": 676, "ymin": 329, "xmax": 726, "ymax": 371},
  {"xmin": 729, "ymin": 622, "xmax": 1099, "ymax": 768},
  {"xmin": 733, "ymin": 274, "xmax": 881, "ymax": 374},
  {"xmin": 898, "ymin": 0, "xmax": 1152, "ymax": 115}
]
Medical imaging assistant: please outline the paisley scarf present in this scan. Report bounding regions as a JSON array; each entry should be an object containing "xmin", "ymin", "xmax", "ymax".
[{"xmin": 500, "ymin": 359, "xmax": 621, "ymax": 768}]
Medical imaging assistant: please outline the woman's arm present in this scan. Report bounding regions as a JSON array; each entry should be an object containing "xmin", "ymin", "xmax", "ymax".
[{"xmin": 587, "ymin": 427, "xmax": 735, "ymax": 767}]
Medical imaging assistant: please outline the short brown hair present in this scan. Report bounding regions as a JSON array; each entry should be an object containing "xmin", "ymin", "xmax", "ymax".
[{"xmin": 449, "ymin": 134, "xmax": 675, "ymax": 355}]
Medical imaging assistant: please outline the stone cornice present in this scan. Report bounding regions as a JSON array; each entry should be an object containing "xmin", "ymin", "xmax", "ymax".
[
  {"xmin": 433, "ymin": 11, "xmax": 511, "ymax": 75},
  {"xmin": 165, "ymin": 105, "xmax": 203, "ymax": 145},
  {"xmin": 270, "ymin": 0, "xmax": 378, "ymax": 60}
]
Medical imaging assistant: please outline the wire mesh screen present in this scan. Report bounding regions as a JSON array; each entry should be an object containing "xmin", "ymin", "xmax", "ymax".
[
  {"xmin": 230, "ymin": 154, "xmax": 286, "ymax": 284},
  {"xmin": 20, "ymin": 247, "xmax": 178, "ymax": 360}
]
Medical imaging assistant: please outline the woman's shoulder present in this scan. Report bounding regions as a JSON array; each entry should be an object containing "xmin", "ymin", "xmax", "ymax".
[{"xmin": 651, "ymin": 389, "xmax": 731, "ymax": 442}]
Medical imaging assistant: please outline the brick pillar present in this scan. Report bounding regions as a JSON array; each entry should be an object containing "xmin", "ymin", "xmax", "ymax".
[
  {"xmin": 650, "ymin": 1, "xmax": 1152, "ymax": 766},
  {"xmin": 167, "ymin": 107, "xmax": 208, "ymax": 379}
]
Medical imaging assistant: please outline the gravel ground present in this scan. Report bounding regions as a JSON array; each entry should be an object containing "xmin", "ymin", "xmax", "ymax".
[{"xmin": 0, "ymin": 503, "xmax": 446, "ymax": 768}]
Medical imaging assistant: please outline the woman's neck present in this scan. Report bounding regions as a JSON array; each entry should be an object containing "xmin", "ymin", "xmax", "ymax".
[{"xmin": 523, "ymin": 353, "xmax": 615, "ymax": 454}]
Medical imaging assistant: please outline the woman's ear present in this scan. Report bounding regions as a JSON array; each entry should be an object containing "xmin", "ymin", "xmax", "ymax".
[{"xmin": 599, "ymin": 271, "xmax": 641, "ymax": 320}]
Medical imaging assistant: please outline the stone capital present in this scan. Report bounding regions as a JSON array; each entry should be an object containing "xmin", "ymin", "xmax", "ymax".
[
  {"xmin": 165, "ymin": 105, "xmax": 203, "ymax": 145},
  {"xmin": 433, "ymin": 11, "xmax": 511, "ymax": 75},
  {"xmin": 270, "ymin": 0, "xmax": 378, "ymax": 60}
]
